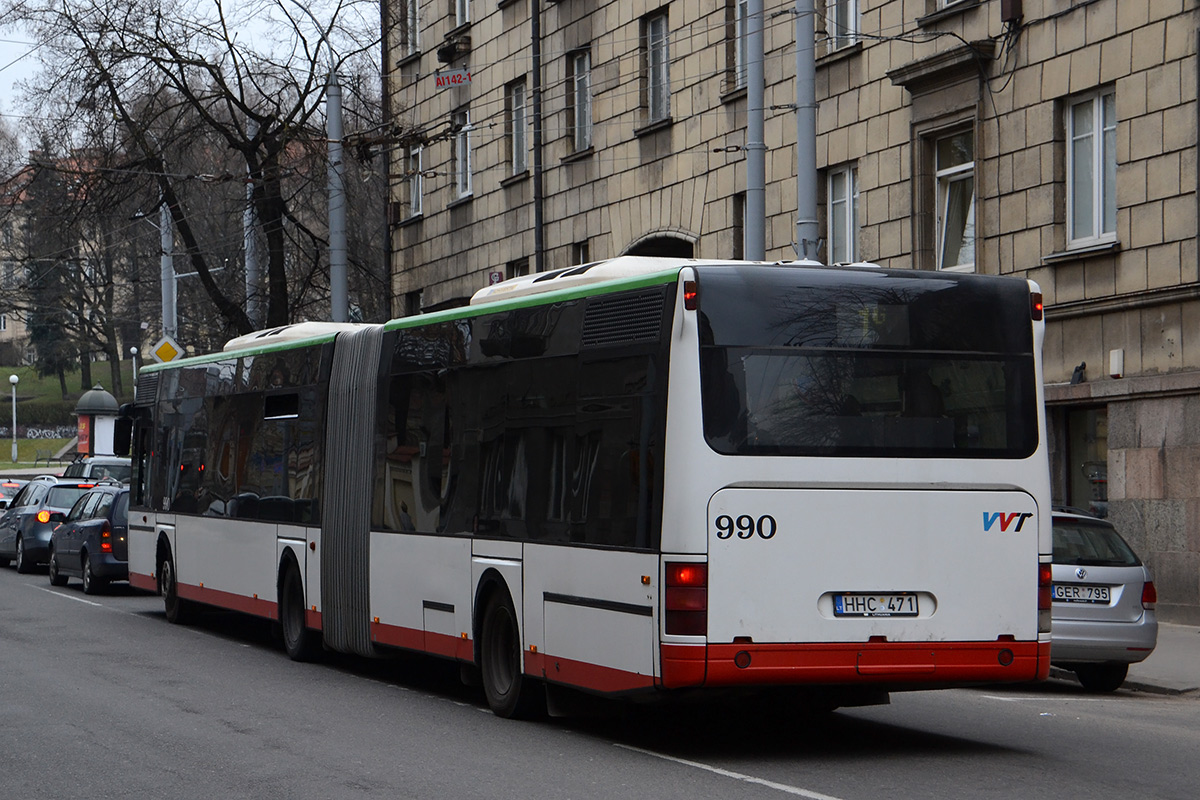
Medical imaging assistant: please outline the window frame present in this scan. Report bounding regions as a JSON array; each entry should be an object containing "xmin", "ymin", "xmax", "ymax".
[
  {"xmin": 506, "ymin": 79, "xmax": 529, "ymax": 176},
  {"xmin": 568, "ymin": 48, "xmax": 593, "ymax": 152},
  {"xmin": 405, "ymin": 146, "xmax": 423, "ymax": 218},
  {"xmin": 454, "ymin": 0, "xmax": 470, "ymax": 28},
  {"xmin": 1066, "ymin": 88, "xmax": 1117, "ymax": 249},
  {"xmin": 826, "ymin": 0, "xmax": 859, "ymax": 51},
  {"xmin": 934, "ymin": 129, "xmax": 975, "ymax": 273},
  {"xmin": 827, "ymin": 164, "xmax": 859, "ymax": 264},
  {"xmin": 452, "ymin": 106, "xmax": 472, "ymax": 199},
  {"xmin": 399, "ymin": 0, "xmax": 420, "ymax": 58},
  {"xmin": 643, "ymin": 11, "xmax": 671, "ymax": 123},
  {"xmin": 728, "ymin": 0, "xmax": 750, "ymax": 91}
]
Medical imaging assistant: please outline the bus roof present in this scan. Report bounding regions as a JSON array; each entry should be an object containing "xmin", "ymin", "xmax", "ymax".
[{"xmin": 469, "ymin": 256, "xmax": 825, "ymax": 306}]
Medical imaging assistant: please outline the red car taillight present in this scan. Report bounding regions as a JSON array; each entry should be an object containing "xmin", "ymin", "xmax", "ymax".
[
  {"xmin": 665, "ymin": 562, "xmax": 707, "ymax": 636},
  {"xmin": 1038, "ymin": 561, "xmax": 1052, "ymax": 634},
  {"xmin": 36, "ymin": 510, "xmax": 51, "ymax": 524},
  {"xmin": 100, "ymin": 520, "xmax": 113, "ymax": 553},
  {"xmin": 1141, "ymin": 580, "xmax": 1157, "ymax": 610}
]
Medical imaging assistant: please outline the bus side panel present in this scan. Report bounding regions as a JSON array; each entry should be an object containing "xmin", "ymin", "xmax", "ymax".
[
  {"xmin": 369, "ymin": 532, "xmax": 473, "ymax": 657},
  {"xmin": 128, "ymin": 520, "xmax": 161, "ymax": 593},
  {"xmin": 174, "ymin": 517, "xmax": 280, "ymax": 618},
  {"xmin": 526, "ymin": 544, "xmax": 658, "ymax": 694}
]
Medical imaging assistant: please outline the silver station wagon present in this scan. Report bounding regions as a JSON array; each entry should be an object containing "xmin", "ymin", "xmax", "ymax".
[{"xmin": 1050, "ymin": 510, "xmax": 1158, "ymax": 692}]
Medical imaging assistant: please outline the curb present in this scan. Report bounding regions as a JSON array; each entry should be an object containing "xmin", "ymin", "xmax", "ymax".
[{"xmin": 1048, "ymin": 666, "xmax": 1198, "ymax": 697}]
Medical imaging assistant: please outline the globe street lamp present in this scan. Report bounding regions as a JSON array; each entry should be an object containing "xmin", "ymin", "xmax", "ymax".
[
  {"xmin": 9, "ymin": 374, "xmax": 17, "ymax": 463},
  {"xmin": 130, "ymin": 346, "xmax": 139, "ymax": 400}
]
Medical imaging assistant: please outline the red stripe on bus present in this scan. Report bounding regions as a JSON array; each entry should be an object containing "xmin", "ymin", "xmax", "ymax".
[
  {"xmin": 178, "ymin": 582, "xmax": 278, "ymax": 621},
  {"xmin": 129, "ymin": 572, "xmax": 157, "ymax": 593},
  {"xmin": 305, "ymin": 609, "xmax": 322, "ymax": 630},
  {"xmin": 535, "ymin": 651, "xmax": 656, "ymax": 693},
  {"xmin": 663, "ymin": 640, "xmax": 1048, "ymax": 687},
  {"xmin": 371, "ymin": 620, "xmax": 472, "ymax": 660}
]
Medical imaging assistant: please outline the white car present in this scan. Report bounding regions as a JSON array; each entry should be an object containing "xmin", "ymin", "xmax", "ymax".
[{"xmin": 1050, "ymin": 510, "xmax": 1158, "ymax": 691}]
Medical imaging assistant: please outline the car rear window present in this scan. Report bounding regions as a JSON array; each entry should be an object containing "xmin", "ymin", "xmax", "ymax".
[
  {"xmin": 1053, "ymin": 518, "xmax": 1141, "ymax": 567},
  {"xmin": 47, "ymin": 486, "xmax": 91, "ymax": 510}
]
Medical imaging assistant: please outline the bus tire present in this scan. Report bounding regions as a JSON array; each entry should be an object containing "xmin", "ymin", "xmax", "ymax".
[
  {"xmin": 479, "ymin": 587, "xmax": 544, "ymax": 719},
  {"xmin": 279, "ymin": 561, "xmax": 321, "ymax": 662},
  {"xmin": 160, "ymin": 547, "xmax": 192, "ymax": 624}
]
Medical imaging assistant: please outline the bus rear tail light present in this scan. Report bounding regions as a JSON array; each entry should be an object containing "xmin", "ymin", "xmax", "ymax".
[
  {"xmin": 100, "ymin": 520, "xmax": 113, "ymax": 553},
  {"xmin": 683, "ymin": 281, "xmax": 698, "ymax": 310},
  {"xmin": 1141, "ymin": 580, "xmax": 1157, "ymax": 610},
  {"xmin": 1038, "ymin": 562, "xmax": 1052, "ymax": 633},
  {"xmin": 1030, "ymin": 292, "xmax": 1044, "ymax": 321},
  {"xmin": 665, "ymin": 562, "xmax": 707, "ymax": 636}
]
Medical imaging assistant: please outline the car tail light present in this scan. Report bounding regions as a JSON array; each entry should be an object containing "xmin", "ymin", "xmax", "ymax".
[
  {"xmin": 1038, "ymin": 561, "xmax": 1052, "ymax": 634},
  {"xmin": 1141, "ymin": 580, "xmax": 1157, "ymax": 610},
  {"xmin": 665, "ymin": 561, "xmax": 707, "ymax": 636},
  {"xmin": 100, "ymin": 520, "xmax": 113, "ymax": 553},
  {"xmin": 36, "ymin": 510, "xmax": 51, "ymax": 524}
]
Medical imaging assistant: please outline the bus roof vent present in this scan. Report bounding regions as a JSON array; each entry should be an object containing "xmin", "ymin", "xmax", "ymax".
[
  {"xmin": 582, "ymin": 290, "xmax": 665, "ymax": 348},
  {"xmin": 134, "ymin": 372, "xmax": 159, "ymax": 407}
]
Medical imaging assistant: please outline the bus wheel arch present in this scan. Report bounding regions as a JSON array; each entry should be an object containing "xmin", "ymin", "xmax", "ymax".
[
  {"xmin": 157, "ymin": 536, "xmax": 192, "ymax": 624},
  {"xmin": 277, "ymin": 552, "xmax": 321, "ymax": 662},
  {"xmin": 474, "ymin": 571, "xmax": 544, "ymax": 719}
]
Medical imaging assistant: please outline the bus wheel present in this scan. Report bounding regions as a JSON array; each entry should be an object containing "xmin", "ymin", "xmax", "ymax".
[
  {"xmin": 280, "ymin": 562, "xmax": 321, "ymax": 662},
  {"xmin": 480, "ymin": 588, "xmax": 543, "ymax": 719},
  {"xmin": 160, "ymin": 549, "xmax": 192, "ymax": 624}
]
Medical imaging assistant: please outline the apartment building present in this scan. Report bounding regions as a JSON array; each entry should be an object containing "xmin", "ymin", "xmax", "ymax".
[{"xmin": 384, "ymin": 0, "xmax": 1200, "ymax": 620}]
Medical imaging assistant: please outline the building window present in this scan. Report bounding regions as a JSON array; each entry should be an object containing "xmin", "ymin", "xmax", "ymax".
[
  {"xmin": 452, "ymin": 106, "xmax": 472, "ymax": 198},
  {"xmin": 405, "ymin": 146, "xmax": 423, "ymax": 217},
  {"xmin": 454, "ymin": 0, "xmax": 469, "ymax": 27},
  {"xmin": 935, "ymin": 130, "xmax": 974, "ymax": 271},
  {"xmin": 1067, "ymin": 88, "xmax": 1117, "ymax": 247},
  {"xmin": 506, "ymin": 258, "xmax": 529, "ymax": 280},
  {"xmin": 828, "ymin": 165, "xmax": 859, "ymax": 264},
  {"xmin": 506, "ymin": 79, "xmax": 528, "ymax": 176},
  {"xmin": 572, "ymin": 241, "xmax": 590, "ymax": 265},
  {"xmin": 732, "ymin": 192, "xmax": 745, "ymax": 259},
  {"xmin": 399, "ymin": 0, "xmax": 420, "ymax": 57},
  {"xmin": 826, "ymin": 0, "xmax": 858, "ymax": 50},
  {"xmin": 0, "ymin": 314, "xmax": 6, "ymax": 332},
  {"xmin": 727, "ymin": 0, "xmax": 749, "ymax": 91},
  {"xmin": 568, "ymin": 49, "xmax": 593, "ymax": 152},
  {"xmin": 1066, "ymin": 406, "xmax": 1108, "ymax": 518},
  {"xmin": 643, "ymin": 11, "xmax": 670, "ymax": 123}
]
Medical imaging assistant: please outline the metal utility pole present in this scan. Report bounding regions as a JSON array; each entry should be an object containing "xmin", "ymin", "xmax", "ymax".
[
  {"xmin": 160, "ymin": 201, "xmax": 177, "ymax": 340},
  {"xmin": 745, "ymin": 0, "xmax": 766, "ymax": 261},
  {"xmin": 244, "ymin": 118, "xmax": 261, "ymax": 330},
  {"xmin": 328, "ymin": 71, "xmax": 349, "ymax": 322},
  {"xmin": 531, "ymin": 0, "xmax": 546, "ymax": 273},
  {"xmin": 795, "ymin": 0, "xmax": 821, "ymax": 260}
]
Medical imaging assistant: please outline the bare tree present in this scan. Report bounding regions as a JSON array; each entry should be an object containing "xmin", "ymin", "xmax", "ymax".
[{"xmin": 2, "ymin": 0, "xmax": 384, "ymax": 339}]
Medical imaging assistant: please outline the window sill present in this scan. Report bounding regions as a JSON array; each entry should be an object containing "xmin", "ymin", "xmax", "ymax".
[
  {"xmin": 395, "ymin": 50, "xmax": 421, "ymax": 69},
  {"xmin": 500, "ymin": 171, "xmax": 529, "ymax": 188},
  {"xmin": 1043, "ymin": 239, "xmax": 1121, "ymax": 264},
  {"xmin": 720, "ymin": 85, "xmax": 747, "ymax": 105},
  {"xmin": 634, "ymin": 117, "xmax": 673, "ymax": 138},
  {"xmin": 397, "ymin": 213, "xmax": 423, "ymax": 228},
  {"xmin": 917, "ymin": 0, "xmax": 983, "ymax": 28},
  {"xmin": 447, "ymin": 194, "xmax": 474, "ymax": 210},
  {"xmin": 498, "ymin": 0, "xmax": 520, "ymax": 8},
  {"xmin": 816, "ymin": 40, "xmax": 863, "ymax": 67},
  {"xmin": 561, "ymin": 147, "xmax": 594, "ymax": 164}
]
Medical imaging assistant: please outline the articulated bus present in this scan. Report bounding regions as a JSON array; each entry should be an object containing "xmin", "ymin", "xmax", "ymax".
[{"xmin": 121, "ymin": 257, "xmax": 1052, "ymax": 717}]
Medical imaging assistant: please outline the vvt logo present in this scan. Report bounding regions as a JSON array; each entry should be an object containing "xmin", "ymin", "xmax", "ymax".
[{"xmin": 982, "ymin": 511, "xmax": 1033, "ymax": 532}]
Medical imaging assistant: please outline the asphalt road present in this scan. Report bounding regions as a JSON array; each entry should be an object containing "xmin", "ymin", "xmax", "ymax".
[{"xmin": 2, "ymin": 566, "xmax": 1197, "ymax": 800}]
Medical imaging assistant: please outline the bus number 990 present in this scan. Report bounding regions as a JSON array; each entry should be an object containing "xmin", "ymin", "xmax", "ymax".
[{"xmin": 714, "ymin": 514, "xmax": 777, "ymax": 540}]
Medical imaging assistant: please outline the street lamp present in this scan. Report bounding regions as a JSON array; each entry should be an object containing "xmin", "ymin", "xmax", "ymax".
[
  {"xmin": 9, "ymin": 374, "xmax": 17, "ymax": 463},
  {"xmin": 130, "ymin": 346, "xmax": 139, "ymax": 400}
]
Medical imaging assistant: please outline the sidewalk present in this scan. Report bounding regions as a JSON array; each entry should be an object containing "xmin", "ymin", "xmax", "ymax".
[{"xmin": 1050, "ymin": 622, "xmax": 1200, "ymax": 695}]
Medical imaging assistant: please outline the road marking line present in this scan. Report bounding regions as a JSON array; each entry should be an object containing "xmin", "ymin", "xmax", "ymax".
[
  {"xmin": 614, "ymin": 743, "xmax": 845, "ymax": 799},
  {"xmin": 33, "ymin": 586, "xmax": 103, "ymax": 607}
]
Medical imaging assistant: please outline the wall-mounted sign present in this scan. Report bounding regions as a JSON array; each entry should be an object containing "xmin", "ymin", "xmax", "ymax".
[{"xmin": 434, "ymin": 69, "xmax": 472, "ymax": 89}]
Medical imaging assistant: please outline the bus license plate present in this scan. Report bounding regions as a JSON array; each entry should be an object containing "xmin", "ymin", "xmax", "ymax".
[
  {"xmin": 1052, "ymin": 584, "xmax": 1111, "ymax": 604},
  {"xmin": 834, "ymin": 593, "xmax": 918, "ymax": 617}
]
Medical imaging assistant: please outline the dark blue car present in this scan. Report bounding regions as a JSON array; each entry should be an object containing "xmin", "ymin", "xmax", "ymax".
[
  {"xmin": 48, "ymin": 483, "xmax": 129, "ymax": 594},
  {"xmin": 0, "ymin": 476, "xmax": 95, "ymax": 573}
]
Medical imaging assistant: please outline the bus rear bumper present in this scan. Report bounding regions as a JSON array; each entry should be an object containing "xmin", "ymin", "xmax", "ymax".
[{"xmin": 661, "ymin": 640, "xmax": 1051, "ymax": 688}]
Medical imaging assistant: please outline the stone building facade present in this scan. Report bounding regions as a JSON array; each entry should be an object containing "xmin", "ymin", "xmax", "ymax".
[{"xmin": 384, "ymin": 0, "xmax": 1200, "ymax": 621}]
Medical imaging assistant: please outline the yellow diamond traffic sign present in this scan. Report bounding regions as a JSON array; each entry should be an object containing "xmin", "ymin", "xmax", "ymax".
[{"xmin": 152, "ymin": 334, "xmax": 183, "ymax": 363}]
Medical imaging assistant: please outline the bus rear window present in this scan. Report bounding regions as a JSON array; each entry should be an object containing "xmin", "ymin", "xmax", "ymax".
[{"xmin": 697, "ymin": 267, "xmax": 1039, "ymax": 459}]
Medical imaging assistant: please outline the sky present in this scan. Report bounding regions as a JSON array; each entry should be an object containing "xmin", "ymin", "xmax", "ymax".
[{"xmin": 0, "ymin": 32, "xmax": 42, "ymax": 128}]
